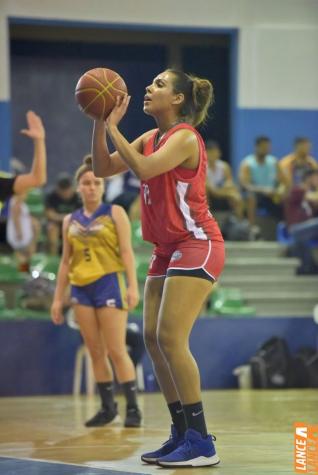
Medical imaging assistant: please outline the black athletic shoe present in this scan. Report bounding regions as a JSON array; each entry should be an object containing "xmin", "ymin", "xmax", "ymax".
[
  {"xmin": 124, "ymin": 406, "xmax": 142, "ymax": 428},
  {"xmin": 85, "ymin": 403, "xmax": 119, "ymax": 427}
]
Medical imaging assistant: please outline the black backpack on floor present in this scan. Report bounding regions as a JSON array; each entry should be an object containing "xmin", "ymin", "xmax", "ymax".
[
  {"xmin": 221, "ymin": 215, "xmax": 253, "ymax": 241},
  {"xmin": 293, "ymin": 347, "xmax": 318, "ymax": 388},
  {"xmin": 250, "ymin": 337, "xmax": 293, "ymax": 388}
]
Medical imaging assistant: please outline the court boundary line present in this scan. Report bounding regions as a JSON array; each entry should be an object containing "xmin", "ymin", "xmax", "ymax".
[{"xmin": 0, "ymin": 455, "xmax": 144, "ymax": 475}]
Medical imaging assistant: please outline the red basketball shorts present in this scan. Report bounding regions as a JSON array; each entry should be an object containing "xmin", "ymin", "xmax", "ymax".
[{"xmin": 148, "ymin": 239, "xmax": 225, "ymax": 282}]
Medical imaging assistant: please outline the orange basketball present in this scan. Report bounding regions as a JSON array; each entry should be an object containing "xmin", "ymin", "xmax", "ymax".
[{"xmin": 75, "ymin": 68, "xmax": 128, "ymax": 121}]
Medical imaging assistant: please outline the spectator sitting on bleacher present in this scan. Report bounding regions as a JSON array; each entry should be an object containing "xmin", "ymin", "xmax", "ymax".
[
  {"xmin": 206, "ymin": 141, "xmax": 244, "ymax": 219},
  {"xmin": 284, "ymin": 169, "xmax": 318, "ymax": 275},
  {"xmin": 6, "ymin": 193, "xmax": 40, "ymax": 272},
  {"xmin": 239, "ymin": 136, "xmax": 288, "ymax": 225},
  {"xmin": 281, "ymin": 137, "xmax": 318, "ymax": 187},
  {"xmin": 107, "ymin": 170, "xmax": 141, "ymax": 221},
  {"xmin": 45, "ymin": 174, "xmax": 81, "ymax": 255}
]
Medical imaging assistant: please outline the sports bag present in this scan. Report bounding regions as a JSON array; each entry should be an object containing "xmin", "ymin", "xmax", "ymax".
[{"xmin": 250, "ymin": 337, "xmax": 293, "ymax": 388}]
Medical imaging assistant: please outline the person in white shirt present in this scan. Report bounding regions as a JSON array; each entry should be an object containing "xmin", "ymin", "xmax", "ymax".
[
  {"xmin": 6, "ymin": 193, "xmax": 40, "ymax": 272},
  {"xmin": 206, "ymin": 141, "xmax": 243, "ymax": 218}
]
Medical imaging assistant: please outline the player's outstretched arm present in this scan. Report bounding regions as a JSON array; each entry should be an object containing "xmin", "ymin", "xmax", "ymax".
[
  {"xmin": 105, "ymin": 96, "xmax": 198, "ymax": 180},
  {"xmin": 92, "ymin": 119, "xmax": 155, "ymax": 178},
  {"xmin": 92, "ymin": 120, "xmax": 129, "ymax": 177},
  {"xmin": 14, "ymin": 111, "xmax": 47, "ymax": 194}
]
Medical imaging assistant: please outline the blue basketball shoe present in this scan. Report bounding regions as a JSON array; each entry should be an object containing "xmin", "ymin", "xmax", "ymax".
[
  {"xmin": 141, "ymin": 425, "xmax": 184, "ymax": 464},
  {"xmin": 157, "ymin": 428, "xmax": 220, "ymax": 467}
]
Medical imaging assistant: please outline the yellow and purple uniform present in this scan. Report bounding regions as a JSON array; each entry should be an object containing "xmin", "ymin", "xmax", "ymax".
[{"xmin": 68, "ymin": 203, "xmax": 128, "ymax": 309}]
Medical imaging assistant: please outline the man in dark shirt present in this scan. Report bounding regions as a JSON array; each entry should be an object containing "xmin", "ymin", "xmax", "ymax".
[
  {"xmin": 281, "ymin": 137, "xmax": 318, "ymax": 186},
  {"xmin": 284, "ymin": 169, "xmax": 318, "ymax": 274},
  {"xmin": 0, "ymin": 176, "xmax": 16, "ymax": 202},
  {"xmin": 45, "ymin": 174, "xmax": 81, "ymax": 255}
]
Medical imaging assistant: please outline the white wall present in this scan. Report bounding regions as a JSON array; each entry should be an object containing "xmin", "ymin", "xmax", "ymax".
[
  {"xmin": 1, "ymin": 0, "xmax": 318, "ymax": 109},
  {"xmin": 3, "ymin": 0, "xmax": 318, "ymax": 28},
  {"xmin": 239, "ymin": 26, "xmax": 318, "ymax": 109}
]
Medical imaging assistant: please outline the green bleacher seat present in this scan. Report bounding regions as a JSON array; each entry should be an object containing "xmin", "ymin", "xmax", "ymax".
[
  {"xmin": 209, "ymin": 287, "xmax": 256, "ymax": 317},
  {"xmin": 0, "ymin": 307, "xmax": 49, "ymax": 320},
  {"xmin": 216, "ymin": 305, "xmax": 256, "ymax": 317},
  {"xmin": 131, "ymin": 220, "xmax": 151, "ymax": 250},
  {"xmin": 136, "ymin": 259, "xmax": 149, "ymax": 283},
  {"xmin": 212, "ymin": 288, "xmax": 244, "ymax": 311},
  {"xmin": 0, "ymin": 265, "xmax": 27, "ymax": 284},
  {"xmin": 30, "ymin": 253, "xmax": 47, "ymax": 267},
  {"xmin": 25, "ymin": 188, "xmax": 45, "ymax": 217},
  {"xmin": 0, "ymin": 290, "xmax": 6, "ymax": 310},
  {"xmin": 0, "ymin": 255, "xmax": 16, "ymax": 268},
  {"xmin": 30, "ymin": 254, "xmax": 60, "ymax": 277},
  {"xmin": 131, "ymin": 220, "xmax": 143, "ymax": 247}
]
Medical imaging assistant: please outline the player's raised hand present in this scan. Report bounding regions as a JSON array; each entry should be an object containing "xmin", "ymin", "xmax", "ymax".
[
  {"xmin": 106, "ymin": 95, "xmax": 131, "ymax": 130},
  {"xmin": 21, "ymin": 110, "xmax": 45, "ymax": 140}
]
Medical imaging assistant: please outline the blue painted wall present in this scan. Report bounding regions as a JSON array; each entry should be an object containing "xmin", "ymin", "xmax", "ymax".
[
  {"xmin": 0, "ymin": 101, "xmax": 11, "ymax": 172},
  {"xmin": 0, "ymin": 316, "xmax": 317, "ymax": 396},
  {"xmin": 233, "ymin": 108, "xmax": 318, "ymax": 175},
  {"xmin": 0, "ymin": 321, "xmax": 81, "ymax": 396}
]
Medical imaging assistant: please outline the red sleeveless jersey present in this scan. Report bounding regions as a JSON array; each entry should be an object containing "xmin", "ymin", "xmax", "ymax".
[{"xmin": 141, "ymin": 123, "xmax": 223, "ymax": 245}]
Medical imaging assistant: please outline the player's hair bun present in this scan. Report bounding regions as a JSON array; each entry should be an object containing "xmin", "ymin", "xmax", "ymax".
[
  {"xmin": 190, "ymin": 76, "xmax": 213, "ymax": 127},
  {"xmin": 83, "ymin": 154, "xmax": 93, "ymax": 167},
  {"xmin": 75, "ymin": 154, "xmax": 94, "ymax": 182},
  {"xmin": 167, "ymin": 69, "xmax": 213, "ymax": 127}
]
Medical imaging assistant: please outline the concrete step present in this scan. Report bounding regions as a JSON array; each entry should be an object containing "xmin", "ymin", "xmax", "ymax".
[
  {"xmin": 136, "ymin": 241, "xmax": 285, "ymax": 259},
  {"xmin": 254, "ymin": 308, "xmax": 315, "ymax": 317},
  {"xmin": 254, "ymin": 305, "xmax": 315, "ymax": 317},
  {"xmin": 243, "ymin": 290, "xmax": 317, "ymax": 301},
  {"xmin": 210, "ymin": 308, "xmax": 314, "ymax": 317},
  {"xmin": 219, "ymin": 275, "xmax": 318, "ymax": 293},
  {"xmin": 243, "ymin": 291, "xmax": 317, "ymax": 317},
  {"xmin": 222, "ymin": 257, "xmax": 299, "ymax": 277},
  {"xmin": 225, "ymin": 241, "xmax": 284, "ymax": 259}
]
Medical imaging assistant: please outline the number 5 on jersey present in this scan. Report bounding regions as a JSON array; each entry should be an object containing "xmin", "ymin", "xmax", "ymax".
[{"xmin": 83, "ymin": 247, "xmax": 91, "ymax": 262}]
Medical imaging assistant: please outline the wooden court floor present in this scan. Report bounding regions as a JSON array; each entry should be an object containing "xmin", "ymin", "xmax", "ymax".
[{"xmin": 0, "ymin": 389, "xmax": 317, "ymax": 475}]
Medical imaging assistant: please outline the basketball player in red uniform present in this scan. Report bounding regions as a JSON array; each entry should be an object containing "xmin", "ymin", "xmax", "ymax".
[{"xmin": 91, "ymin": 69, "xmax": 224, "ymax": 468}]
